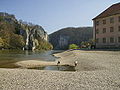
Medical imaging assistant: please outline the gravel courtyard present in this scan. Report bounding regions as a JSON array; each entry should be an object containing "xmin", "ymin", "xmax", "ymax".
[{"xmin": 0, "ymin": 50, "xmax": 120, "ymax": 90}]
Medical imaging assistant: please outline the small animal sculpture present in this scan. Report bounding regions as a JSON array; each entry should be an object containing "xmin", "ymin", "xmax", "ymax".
[
  {"xmin": 57, "ymin": 61, "xmax": 60, "ymax": 65},
  {"xmin": 74, "ymin": 61, "xmax": 78, "ymax": 66}
]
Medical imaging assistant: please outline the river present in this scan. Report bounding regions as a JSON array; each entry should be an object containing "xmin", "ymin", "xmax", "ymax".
[
  {"xmin": 0, "ymin": 50, "xmax": 58, "ymax": 68},
  {"xmin": 0, "ymin": 50, "xmax": 75, "ymax": 71}
]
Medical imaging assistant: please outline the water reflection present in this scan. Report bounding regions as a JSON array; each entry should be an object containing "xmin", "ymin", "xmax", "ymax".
[
  {"xmin": 0, "ymin": 50, "xmax": 57, "ymax": 68},
  {"xmin": 0, "ymin": 50, "xmax": 56, "ymax": 61},
  {"xmin": 28, "ymin": 65, "xmax": 76, "ymax": 71},
  {"xmin": 0, "ymin": 50, "xmax": 75, "ymax": 71}
]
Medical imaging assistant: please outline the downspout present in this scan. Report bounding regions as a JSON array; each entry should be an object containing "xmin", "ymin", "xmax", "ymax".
[{"xmin": 94, "ymin": 19, "xmax": 96, "ymax": 48}]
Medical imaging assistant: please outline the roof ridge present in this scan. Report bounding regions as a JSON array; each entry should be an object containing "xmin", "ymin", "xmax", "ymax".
[
  {"xmin": 93, "ymin": 2, "xmax": 120, "ymax": 20},
  {"xmin": 112, "ymin": 2, "xmax": 120, "ymax": 5}
]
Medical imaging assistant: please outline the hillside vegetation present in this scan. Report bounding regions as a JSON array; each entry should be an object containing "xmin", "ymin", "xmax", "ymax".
[
  {"xmin": 49, "ymin": 27, "xmax": 93, "ymax": 49},
  {"xmin": 0, "ymin": 12, "xmax": 52, "ymax": 50}
]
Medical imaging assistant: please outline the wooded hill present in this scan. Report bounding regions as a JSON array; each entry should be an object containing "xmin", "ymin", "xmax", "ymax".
[
  {"xmin": 0, "ymin": 12, "xmax": 52, "ymax": 50},
  {"xmin": 49, "ymin": 27, "xmax": 93, "ymax": 49}
]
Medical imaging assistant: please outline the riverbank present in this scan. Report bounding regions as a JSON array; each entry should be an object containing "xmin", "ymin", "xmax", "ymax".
[
  {"xmin": 0, "ymin": 50, "xmax": 120, "ymax": 89},
  {"xmin": 0, "ymin": 50, "xmax": 58, "ymax": 68},
  {"xmin": 54, "ymin": 50, "xmax": 120, "ymax": 71},
  {"xmin": 15, "ymin": 60, "xmax": 57, "ymax": 68}
]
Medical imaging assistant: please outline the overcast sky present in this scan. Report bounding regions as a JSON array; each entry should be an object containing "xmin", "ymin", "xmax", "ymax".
[{"xmin": 0, "ymin": 0, "xmax": 119, "ymax": 34}]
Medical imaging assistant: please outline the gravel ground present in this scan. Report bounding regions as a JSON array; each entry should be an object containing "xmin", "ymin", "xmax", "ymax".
[
  {"xmin": 54, "ymin": 50, "xmax": 120, "ymax": 71},
  {"xmin": 0, "ymin": 50, "xmax": 120, "ymax": 90}
]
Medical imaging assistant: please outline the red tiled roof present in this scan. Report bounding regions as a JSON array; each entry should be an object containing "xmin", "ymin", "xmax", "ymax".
[{"xmin": 93, "ymin": 3, "xmax": 120, "ymax": 20}]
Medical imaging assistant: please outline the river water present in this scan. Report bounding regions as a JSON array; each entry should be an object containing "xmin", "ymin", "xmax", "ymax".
[
  {"xmin": 0, "ymin": 50, "xmax": 56, "ymax": 61},
  {"xmin": 0, "ymin": 50, "xmax": 58, "ymax": 68},
  {"xmin": 0, "ymin": 50, "xmax": 75, "ymax": 71}
]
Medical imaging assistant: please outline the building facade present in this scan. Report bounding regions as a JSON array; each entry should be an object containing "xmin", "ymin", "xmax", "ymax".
[{"xmin": 93, "ymin": 3, "xmax": 120, "ymax": 48}]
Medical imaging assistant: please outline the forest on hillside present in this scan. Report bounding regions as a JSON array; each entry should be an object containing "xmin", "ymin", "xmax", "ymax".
[
  {"xmin": 0, "ymin": 12, "xmax": 52, "ymax": 50},
  {"xmin": 49, "ymin": 27, "xmax": 93, "ymax": 49}
]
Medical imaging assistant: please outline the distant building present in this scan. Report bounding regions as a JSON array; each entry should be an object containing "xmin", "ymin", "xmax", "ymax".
[{"xmin": 93, "ymin": 3, "xmax": 120, "ymax": 48}]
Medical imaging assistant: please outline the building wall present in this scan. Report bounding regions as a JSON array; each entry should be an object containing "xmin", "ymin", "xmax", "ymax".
[{"xmin": 93, "ymin": 14, "xmax": 120, "ymax": 48}]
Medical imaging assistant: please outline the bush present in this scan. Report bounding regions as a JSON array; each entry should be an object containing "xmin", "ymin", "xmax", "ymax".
[
  {"xmin": 36, "ymin": 40, "xmax": 53, "ymax": 50},
  {"xmin": 9, "ymin": 34, "xmax": 25, "ymax": 49},
  {"xmin": 69, "ymin": 44, "xmax": 79, "ymax": 49},
  {"xmin": 0, "ymin": 37, "xmax": 4, "ymax": 48},
  {"xmin": 0, "ymin": 30, "xmax": 25, "ymax": 49}
]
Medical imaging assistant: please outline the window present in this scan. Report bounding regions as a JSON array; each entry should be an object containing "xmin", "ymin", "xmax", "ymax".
[
  {"xmin": 96, "ymin": 21, "xmax": 99, "ymax": 26},
  {"xmin": 96, "ymin": 29, "xmax": 99, "ymax": 34},
  {"xmin": 118, "ymin": 16, "xmax": 120, "ymax": 22},
  {"xmin": 110, "ymin": 37, "xmax": 114, "ymax": 43},
  {"xmin": 118, "ymin": 37, "xmax": 120, "ymax": 43},
  {"xmin": 110, "ymin": 17, "xmax": 114, "ymax": 23},
  {"xmin": 96, "ymin": 38, "xmax": 99, "ymax": 43},
  {"xmin": 110, "ymin": 27, "xmax": 114, "ymax": 32},
  {"xmin": 103, "ymin": 28, "xmax": 106, "ymax": 33},
  {"xmin": 118, "ymin": 26, "xmax": 120, "ymax": 31},
  {"xmin": 103, "ymin": 38, "xmax": 106, "ymax": 43},
  {"xmin": 103, "ymin": 19, "xmax": 106, "ymax": 24}
]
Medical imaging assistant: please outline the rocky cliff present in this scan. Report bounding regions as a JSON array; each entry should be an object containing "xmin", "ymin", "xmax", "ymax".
[
  {"xmin": 49, "ymin": 27, "xmax": 93, "ymax": 49},
  {"xmin": 0, "ymin": 12, "xmax": 52, "ymax": 50},
  {"xmin": 19, "ymin": 22, "xmax": 48, "ymax": 50}
]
